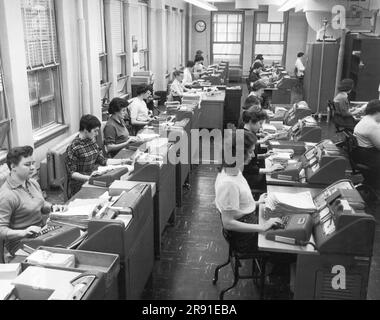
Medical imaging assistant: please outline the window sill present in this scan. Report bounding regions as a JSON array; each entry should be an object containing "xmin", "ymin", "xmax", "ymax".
[{"xmin": 33, "ymin": 123, "xmax": 69, "ymax": 148}]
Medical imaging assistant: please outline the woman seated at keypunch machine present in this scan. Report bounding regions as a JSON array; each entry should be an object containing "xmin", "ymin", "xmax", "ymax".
[
  {"xmin": 103, "ymin": 98, "xmax": 140, "ymax": 158},
  {"xmin": 240, "ymin": 109, "xmax": 284, "ymax": 190},
  {"xmin": 0, "ymin": 146, "xmax": 63, "ymax": 256},
  {"xmin": 215, "ymin": 130, "xmax": 295, "ymax": 289}
]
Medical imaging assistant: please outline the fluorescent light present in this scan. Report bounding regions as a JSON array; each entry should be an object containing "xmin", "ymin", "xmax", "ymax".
[{"xmin": 184, "ymin": 0, "xmax": 218, "ymax": 11}]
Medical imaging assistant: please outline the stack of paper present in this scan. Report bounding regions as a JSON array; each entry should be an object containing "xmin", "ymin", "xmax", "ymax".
[
  {"xmin": 265, "ymin": 191, "xmax": 316, "ymax": 218},
  {"xmin": 92, "ymin": 164, "xmax": 133, "ymax": 176},
  {"xmin": 50, "ymin": 199, "xmax": 107, "ymax": 229},
  {"xmin": 137, "ymin": 133, "xmax": 160, "ymax": 142},
  {"xmin": 262, "ymin": 124, "xmax": 277, "ymax": 135},
  {"xmin": 147, "ymin": 138, "xmax": 169, "ymax": 156},
  {"xmin": 26, "ymin": 250, "xmax": 75, "ymax": 269}
]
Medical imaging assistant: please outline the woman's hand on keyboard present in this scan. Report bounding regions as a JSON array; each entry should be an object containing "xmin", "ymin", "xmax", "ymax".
[
  {"xmin": 263, "ymin": 218, "xmax": 283, "ymax": 232},
  {"xmin": 24, "ymin": 226, "xmax": 42, "ymax": 237}
]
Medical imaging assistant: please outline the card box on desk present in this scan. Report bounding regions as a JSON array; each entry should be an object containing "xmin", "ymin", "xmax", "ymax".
[
  {"xmin": 89, "ymin": 167, "xmax": 130, "ymax": 188},
  {"xmin": 22, "ymin": 247, "xmax": 119, "ymax": 299}
]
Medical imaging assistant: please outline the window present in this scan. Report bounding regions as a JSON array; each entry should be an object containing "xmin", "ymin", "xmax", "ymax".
[
  {"xmin": 253, "ymin": 12, "xmax": 287, "ymax": 65},
  {"xmin": 211, "ymin": 12, "xmax": 244, "ymax": 65},
  {"xmin": 138, "ymin": 0, "xmax": 149, "ymax": 71},
  {"xmin": 98, "ymin": 0, "xmax": 108, "ymax": 85},
  {"xmin": 180, "ymin": 10, "xmax": 185, "ymax": 67},
  {"xmin": 110, "ymin": 0, "xmax": 127, "ymax": 96},
  {"xmin": 0, "ymin": 56, "xmax": 11, "ymax": 153},
  {"xmin": 21, "ymin": 0, "xmax": 63, "ymax": 132}
]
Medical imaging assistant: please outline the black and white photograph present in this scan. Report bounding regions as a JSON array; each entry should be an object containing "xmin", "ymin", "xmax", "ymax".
[{"xmin": 1, "ymin": 0, "xmax": 380, "ymax": 307}]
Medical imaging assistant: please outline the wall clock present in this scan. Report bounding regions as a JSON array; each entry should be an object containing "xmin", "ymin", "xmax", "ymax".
[{"xmin": 195, "ymin": 20, "xmax": 207, "ymax": 33}]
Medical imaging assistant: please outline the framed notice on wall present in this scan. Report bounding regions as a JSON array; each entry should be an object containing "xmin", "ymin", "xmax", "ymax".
[{"xmin": 132, "ymin": 36, "xmax": 139, "ymax": 67}]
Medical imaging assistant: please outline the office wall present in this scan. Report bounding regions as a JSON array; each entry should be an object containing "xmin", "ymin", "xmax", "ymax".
[
  {"xmin": 285, "ymin": 11, "xmax": 308, "ymax": 72},
  {"xmin": 190, "ymin": 6, "xmax": 312, "ymax": 76}
]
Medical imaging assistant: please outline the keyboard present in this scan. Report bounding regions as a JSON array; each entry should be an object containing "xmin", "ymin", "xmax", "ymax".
[{"xmin": 30, "ymin": 225, "xmax": 62, "ymax": 238}]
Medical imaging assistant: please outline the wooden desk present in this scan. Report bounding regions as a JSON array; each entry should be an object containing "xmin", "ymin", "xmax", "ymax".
[{"xmin": 199, "ymin": 91, "xmax": 226, "ymax": 130}]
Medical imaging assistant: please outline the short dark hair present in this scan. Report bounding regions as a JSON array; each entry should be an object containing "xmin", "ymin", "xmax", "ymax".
[
  {"xmin": 253, "ymin": 62, "xmax": 263, "ymax": 70},
  {"xmin": 256, "ymin": 54, "xmax": 264, "ymax": 61},
  {"xmin": 108, "ymin": 98, "xmax": 129, "ymax": 115},
  {"xmin": 297, "ymin": 52, "xmax": 304, "ymax": 58},
  {"xmin": 365, "ymin": 99, "xmax": 380, "ymax": 115},
  {"xmin": 6, "ymin": 146, "xmax": 34, "ymax": 170},
  {"xmin": 186, "ymin": 60, "xmax": 195, "ymax": 68},
  {"xmin": 173, "ymin": 70, "xmax": 183, "ymax": 78},
  {"xmin": 136, "ymin": 85, "xmax": 150, "ymax": 96},
  {"xmin": 243, "ymin": 96, "xmax": 262, "ymax": 110},
  {"xmin": 242, "ymin": 109, "xmax": 268, "ymax": 124},
  {"xmin": 80, "ymin": 114, "xmax": 101, "ymax": 132},
  {"xmin": 338, "ymin": 78, "xmax": 354, "ymax": 93}
]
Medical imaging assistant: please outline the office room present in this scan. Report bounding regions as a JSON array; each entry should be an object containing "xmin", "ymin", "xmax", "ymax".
[{"xmin": 1, "ymin": 0, "xmax": 380, "ymax": 304}]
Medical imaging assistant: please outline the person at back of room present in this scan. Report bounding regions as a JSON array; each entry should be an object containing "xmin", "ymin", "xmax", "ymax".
[
  {"xmin": 254, "ymin": 54, "xmax": 265, "ymax": 68},
  {"xmin": 353, "ymin": 99, "xmax": 380, "ymax": 193},
  {"xmin": 183, "ymin": 60, "xmax": 196, "ymax": 87},
  {"xmin": 194, "ymin": 50, "xmax": 204, "ymax": 63},
  {"xmin": 103, "ymin": 98, "xmax": 140, "ymax": 158},
  {"xmin": 194, "ymin": 55, "xmax": 206, "ymax": 77},
  {"xmin": 247, "ymin": 62, "xmax": 263, "ymax": 92},
  {"xmin": 249, "ymin": 80, "xmax": 270, "ymax": 109},
  {"xmin": 66, "ymin": 115, "xmax": 128, "ymax": 196},
  {"xmin": 294, "ymin": 52, "xmax": 305, "ymax": 79},
  {"xmin": 128, "ymin": 84, "xmax": 153, "ymax": 133},
  {"xmin": 170, "ymin": 70, "xmax": 188, "ymax": 102}
]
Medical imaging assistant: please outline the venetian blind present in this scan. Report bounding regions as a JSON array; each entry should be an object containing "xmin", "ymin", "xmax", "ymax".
[
  {"xmin": 98, "ymin": 0, "xmax": 106, "ymax": 54},
  {"xmin": 21, "ymin": 0, "xmax": 59, "ymax": 69},
  {"xmin": 111, "ymin": 0, "xmax": 124, "ymax": 54}
]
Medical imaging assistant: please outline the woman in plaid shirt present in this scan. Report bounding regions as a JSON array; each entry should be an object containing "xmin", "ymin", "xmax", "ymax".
[{"xmin": 66, "ymin": 115, "xmax": 126, "ymax": 196}]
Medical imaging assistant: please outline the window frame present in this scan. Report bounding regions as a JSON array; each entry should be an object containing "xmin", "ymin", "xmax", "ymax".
[
  {"xmin": 252, "ymin": 10, "xmax": 289, "ymax": 66},
  {"xmin": 138, "ymin": 1, "xmax": 149, "ymax": 71},
  {"xmin": 210, "ymin": 11, "xmax": 245, "ymax": 66},
  {"xmin": 0, "ymin": 55, "xmax": 11, "ymax": 153},
  {"xmin": 21, "ymin": 0, "xmax": 65, "ymax": 133}
]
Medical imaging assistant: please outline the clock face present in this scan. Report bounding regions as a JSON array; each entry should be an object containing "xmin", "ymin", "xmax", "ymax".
[{"xmin": 195, "ymin": 20, "xmax": 206, "ymax": 33}]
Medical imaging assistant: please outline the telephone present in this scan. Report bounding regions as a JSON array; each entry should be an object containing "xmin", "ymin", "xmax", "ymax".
[{"xmin": 67, "ymin": 273, "xmax": 100, "ymax": 300}]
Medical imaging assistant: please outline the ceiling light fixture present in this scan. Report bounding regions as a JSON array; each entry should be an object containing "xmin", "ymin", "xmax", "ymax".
[{"xmin": 184, "ymin": 0, "xmax": 218, "ymax": 11}]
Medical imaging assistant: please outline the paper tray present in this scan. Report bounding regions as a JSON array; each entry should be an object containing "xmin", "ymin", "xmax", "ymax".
[{"xmin": 22, "ymin": 247, "xmax": 120, "ymax": 291}]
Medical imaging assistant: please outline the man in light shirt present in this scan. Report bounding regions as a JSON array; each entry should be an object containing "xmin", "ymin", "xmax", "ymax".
[{"xmin": 295, "ymin": 52, "xmax": 305, "ymax": 79}]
